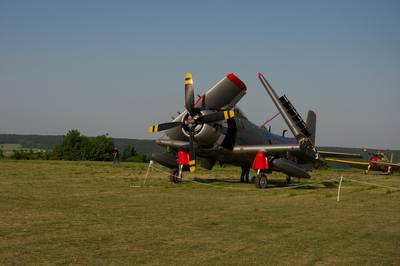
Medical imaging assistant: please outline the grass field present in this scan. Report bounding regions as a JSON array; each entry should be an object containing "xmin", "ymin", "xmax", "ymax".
[{"xmin": 0, "ymin": 160, "xmax": 399, "ymax": 265}]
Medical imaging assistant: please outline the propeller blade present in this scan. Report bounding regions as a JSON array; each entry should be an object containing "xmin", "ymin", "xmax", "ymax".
[
  {"xmin": 188, "ymin": 130, "xmax": 196, "ymax": 172},
  {"xmin": 199, "ymin": 109, "xmax": 235, "ymax": 123},
  {"xmin": 185, "ymin": 73, "xmax": 195, "ymax": 114},
  {"xmin": 148, "ymin": 122, "xmax": 182, "ymax": 133}
]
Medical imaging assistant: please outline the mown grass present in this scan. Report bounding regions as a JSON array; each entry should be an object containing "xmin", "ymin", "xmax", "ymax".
[{"xmin": 0, "ymin": 160, "xmax": 399, "ymax": 265}]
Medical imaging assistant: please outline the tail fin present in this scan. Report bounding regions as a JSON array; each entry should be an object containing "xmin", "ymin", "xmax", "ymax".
[{"xmin": 306, "ymin": 110, "xmax": 316, "ymax": 145}]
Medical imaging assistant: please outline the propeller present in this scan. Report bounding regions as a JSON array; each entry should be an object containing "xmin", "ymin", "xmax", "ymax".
[
  {"xmin": 185, "ymin": 73, "xmax": 195, "ymax": 115},
  {"xmin": 148, "ymin": 122, "xmax": 182, "ymax": 133},
  {"xmin": 148, "ymin": 73, "xmax": 236, "ymax": 172},
  {"xmin": 198, "ymin": 110, "xmax": 235, "ymax": 123}
]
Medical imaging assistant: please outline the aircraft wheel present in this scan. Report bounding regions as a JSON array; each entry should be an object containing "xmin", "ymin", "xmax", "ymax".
[
  {"xmin": 255, "ymin": 176, "xmax": 260, "ymax": 188},
  {"xmin": 286, "ymin": 176, "xmax": 292, "ymax": 184},
  {"xmin": 255, "ymin": 174, "xmax": 268, "ymax": 189},
  {"xmin": 170, "ymin": 169, "xmax": 181, "ymax": 183}
]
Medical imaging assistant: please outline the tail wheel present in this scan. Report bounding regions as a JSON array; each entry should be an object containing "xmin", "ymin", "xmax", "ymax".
[
  {"xmin": 255, "ymin": 174, "xmax": 268, "ymax": 189},
  {"xmin": 170, "ymin": 168, "xmax": 181, "ymax": 183}
]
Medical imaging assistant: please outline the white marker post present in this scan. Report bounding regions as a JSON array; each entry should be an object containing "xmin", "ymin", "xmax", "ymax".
[
  {"xmin": 143, "ymin": 160, "xmax": 154, "ymax": 186},
  {"xmin": 337, "ymin": 175, "xmax": 344, "ymax": 202}
]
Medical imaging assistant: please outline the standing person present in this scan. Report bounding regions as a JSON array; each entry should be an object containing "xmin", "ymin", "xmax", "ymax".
[
  {"xmin": 112, "ymin": 148, "xmax": 119, "ymax": 164},
  {"xmin": 240, "ymin": 166, "xmax": 250, "ymax": 183}
]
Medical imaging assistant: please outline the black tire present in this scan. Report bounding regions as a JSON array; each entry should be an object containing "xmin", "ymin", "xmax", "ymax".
[
  {"xmin": 255, "ymin": 175, "xmax": 261, "ymax": 188},
  {"xmin": 255, "ymin": 174, "xmax": 267, "ymax": 189},
  {"xmin": 170, "ymin": 169, "xmax": 180, "ymax": 183},
  {"xmin": 259, "ymin": 174, "xmax": 268, "ymax": 188}
]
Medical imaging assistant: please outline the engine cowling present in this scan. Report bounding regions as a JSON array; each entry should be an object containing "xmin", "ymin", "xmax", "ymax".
[{"xmin": 180, "ymin": 110, "xmax": 227, "ymax": 146}]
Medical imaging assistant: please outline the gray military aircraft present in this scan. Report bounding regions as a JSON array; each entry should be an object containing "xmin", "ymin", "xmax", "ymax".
[{"xmin": 148, "ymin": 72, "xmax": 361, "ymax": 188}]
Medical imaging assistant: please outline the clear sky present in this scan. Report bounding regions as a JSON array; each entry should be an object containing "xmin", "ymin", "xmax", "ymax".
[{"xmin": 1, "ymin": 0, "xmax": 399, "ymax": 149}]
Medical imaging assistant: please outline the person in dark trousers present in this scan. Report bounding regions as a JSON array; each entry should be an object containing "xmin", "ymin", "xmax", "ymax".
[
  {"xmin": 240, "ymin": 166, "xmax": 250, "ymax": 183},
  {"xmin": 112, "ymin": 148, "xmax": 119, "ymax": 164}
]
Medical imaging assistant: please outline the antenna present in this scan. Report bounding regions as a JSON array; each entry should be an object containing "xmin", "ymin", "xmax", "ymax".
[{"xmin": 260, "ymin": 112, "xmax": 280, "ymax": 128}]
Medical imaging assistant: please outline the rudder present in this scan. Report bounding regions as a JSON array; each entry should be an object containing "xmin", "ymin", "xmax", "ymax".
[{"xmin": 306, "ymin": 110, "xmax": 316, "ymax": 145}]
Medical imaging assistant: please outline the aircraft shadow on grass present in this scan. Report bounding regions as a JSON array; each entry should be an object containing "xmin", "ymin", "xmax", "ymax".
[{"xmin": 192, "ymin": 177, "xmax": 338, "ymax": 190}]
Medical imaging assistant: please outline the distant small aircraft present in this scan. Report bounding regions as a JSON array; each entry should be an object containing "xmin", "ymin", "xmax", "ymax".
[
  {"xmin": 325, "ymin": 151, "xmax": 399, "ymax": 174},
  {"xmin": 148, "ymin": 72, "xmax": 361, "ymax": 188}
]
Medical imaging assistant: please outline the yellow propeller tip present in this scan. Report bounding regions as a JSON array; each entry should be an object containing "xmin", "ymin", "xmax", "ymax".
[
  {"xmin": 223, "ymin": 110, "xmax": 235, "ymax": 120},
  {"xmin": 185, "ymin": 73, "xmax": 193, "ymax": 85},
  {"xmin": 148, "ymin": 125, "xmax": 159, "ymax": 133}
]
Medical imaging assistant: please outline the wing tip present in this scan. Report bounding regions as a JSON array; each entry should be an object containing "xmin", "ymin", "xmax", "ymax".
[{"xmin": 226, "ymin": 73, "xmax": 247, "ymax": 91}]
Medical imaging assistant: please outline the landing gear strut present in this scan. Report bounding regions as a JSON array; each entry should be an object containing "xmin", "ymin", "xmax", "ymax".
[
  {"xmin": 387, "ymin": 166, "xmax": 393, "ymax": 175},
  {"xmin": 365, "ymin": 164, "xmax": 372, "ymax": 174},
  {"xmin": 251, "ymin": 151, "xmax": 269, "ymax": 189}
]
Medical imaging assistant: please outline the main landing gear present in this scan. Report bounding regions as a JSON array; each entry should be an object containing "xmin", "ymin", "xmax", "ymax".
[
  {"xmin": 387, "ymin": 166, "xmax": 393, "ymax": 175},
  {"xmin": 251, "ymin": 151, "xmax": 270, "ymax": 189},
  {"xmin": 254, "ymin": 173, "xmax": 268, "ymax": 189},
  {"xmin": 170, "ymin": 168, "xmax": 182, "ymax": 183}
]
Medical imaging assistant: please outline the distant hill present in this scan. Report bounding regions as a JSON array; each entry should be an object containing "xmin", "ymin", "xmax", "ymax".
[
  {"xmin": 112, "ymin": 138, "xmax": 164, "ymax": 156},
  {"xmin": 0, "ymin": 134, "xmax": 63, "ymax": 150},
  {"xmin": 1, "ymin": 134, "xmax": 398, "ymax": 161},
  {"xmin": 0, "ymin": 134, "xmax": 163, "ymax": 157}
]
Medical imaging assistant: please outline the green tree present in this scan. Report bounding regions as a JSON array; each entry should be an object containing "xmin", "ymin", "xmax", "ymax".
[
  {"xmin": 87, "ymin": 135, "xmax": 114, "ymax": 161},
  {"xmin": 52, "ymin": 129, "xmax": 115, "ymax": 161},
  {"xmin": 121, "ymin": 145, "xmax": 141, "ymax": 161},
  {"xmin": 52, "ymin": 129, "xmax": 90, "ymax": 160}
]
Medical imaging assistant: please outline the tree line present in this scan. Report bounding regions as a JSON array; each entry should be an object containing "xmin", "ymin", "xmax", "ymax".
[{"xmin": 0, "ymin": 129, "xmax": 148, "ymax": 162}]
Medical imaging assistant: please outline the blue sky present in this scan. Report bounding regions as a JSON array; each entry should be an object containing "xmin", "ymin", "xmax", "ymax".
[{"xmin": 1, "ymin": 0, "xmax": 399, "ymax": 149}]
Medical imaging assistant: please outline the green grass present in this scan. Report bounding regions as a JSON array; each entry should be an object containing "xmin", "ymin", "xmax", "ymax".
[{"xmin": 0, "ymin": 160, "xmax": 399, "ymax": 265}]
